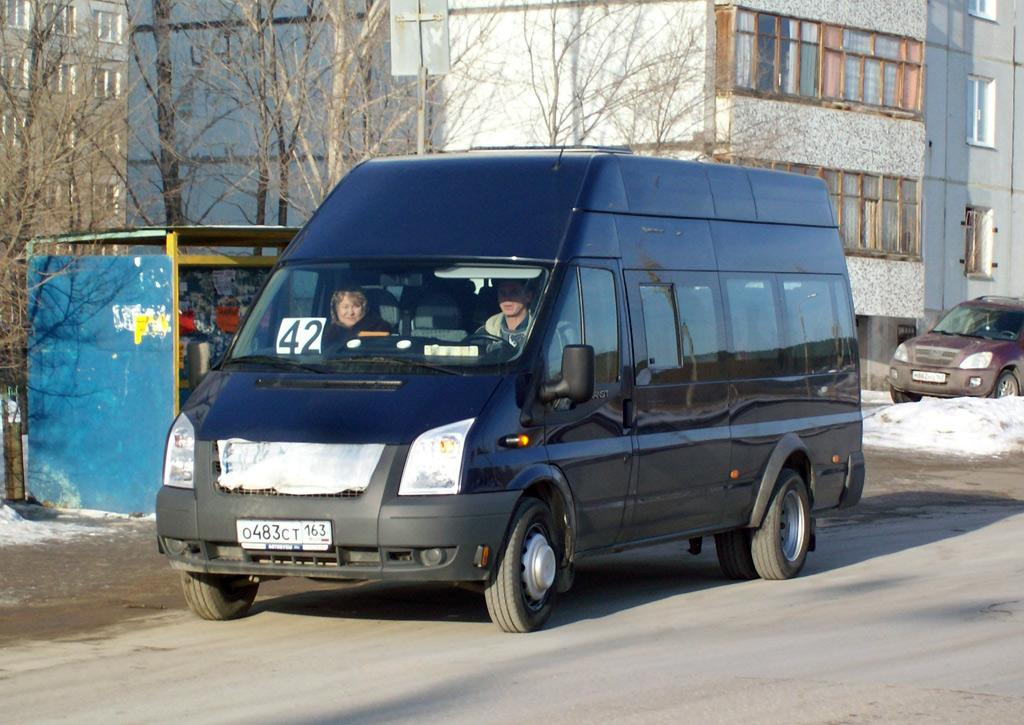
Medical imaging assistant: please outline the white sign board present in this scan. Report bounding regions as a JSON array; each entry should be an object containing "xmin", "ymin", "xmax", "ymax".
[{"xmin": 390, "ymin": 0, "xmax": 450, "ymax": 76}]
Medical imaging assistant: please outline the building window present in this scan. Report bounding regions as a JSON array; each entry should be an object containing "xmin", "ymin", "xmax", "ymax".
[
  {"xmin": 49, "ymin": 62, "xmax": 76, "ymax": 93},
  {"xmin": 964, "ymin": 207, "xmax": 994, "ymax": 276},
  {"xmin": 724, "ymin": 7, "xmax": 922, "ymax": 113},
  {"xmin": 93, "ymin": 183, "xmax": 123, "ymax": 218},
  {"xmin": 968, "ymin": 0, "xmax": 996, "ymax": 21},
  {"xmin": 93, "ymin": 9, "xmax": 122, "ymax": 43},
  {"xmin": 1, "ymin": 112, "xmax": 24, "ymax": 146},
  {"xmin": 94, "ymin": 68, "xmax": 121, "ymax": 98},
  {"xmin": 46, "ymin": 3, "xmax": 76, "ymax": 34},
  {"xmin": 1, "ymin": 55, "xmax": 28, "ymax": 89},
  {"xmin": 4, "ymin": 0, "xmax": 30, "ymax": 29},
  {"xmin": 967, "ymin": 75, "xmax": 995, "ymax": 146}
]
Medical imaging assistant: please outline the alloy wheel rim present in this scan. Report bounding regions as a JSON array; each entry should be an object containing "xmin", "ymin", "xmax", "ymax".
[{"xmin": 779, "ymin": 489, "xmax": 805, "ymax": 562}]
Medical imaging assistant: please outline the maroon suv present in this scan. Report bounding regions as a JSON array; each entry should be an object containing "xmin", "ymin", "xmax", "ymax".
[{"xmin": 887, "ymin": 296, "xmax": 1024, "ymax": 403}]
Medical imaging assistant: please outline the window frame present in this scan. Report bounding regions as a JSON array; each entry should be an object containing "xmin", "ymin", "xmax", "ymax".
[
  {"xmin": 93, "ymin": 9, "xmax": 122, "ymax": 43},
  {"xmin": 724, "ymin": 7, "xmax": 923, "ymax": 114},
  {"xmin": 964, "ymin": 206, "xmax": 995, "ymax": 277},
  {"xmin": 967, "ymin": 75, "xmax": 995, "ymax": 147},
  {"xmin": 968, "ymin": 0, "xmax": 997, "ymax": 21},
  {"xmin": 4, "ymin": 0, "xmax": 29, "ymax": 29}
]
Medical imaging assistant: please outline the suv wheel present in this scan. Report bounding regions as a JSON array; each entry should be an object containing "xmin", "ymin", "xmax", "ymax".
[
  {"xmin": 992, "ymin": 371, "xmax": 1020, "ymax": 398},
  {"xmin": 890, "ymin": 386, "xmax": 921, "ymax": 404}
]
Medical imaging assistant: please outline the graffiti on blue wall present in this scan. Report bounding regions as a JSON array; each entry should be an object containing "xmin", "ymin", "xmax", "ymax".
[{"xmin": 28, "ymin": 255, "xmax": 174, "ymax": 514}]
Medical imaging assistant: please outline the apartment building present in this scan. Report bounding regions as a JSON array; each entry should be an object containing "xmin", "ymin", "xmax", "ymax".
[
  {"xmin": 923, "ymin": 0, "xmax": 1024, "ymax": 322},
  {"xmin": 1, "ymin": 0, "xmax": 129, "ymax": 233}
]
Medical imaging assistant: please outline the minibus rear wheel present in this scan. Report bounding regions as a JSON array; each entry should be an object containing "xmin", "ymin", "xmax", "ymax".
[
  {"xmin": 485, "ymin": 498, "xmax": 558, "ymax": 633},
  {"xmin": 180, "ymin": 571, "xmax": 259, "ymax": 620},
  {"xmin": 751, "ymin": 470, "xmax": 811, "ymax": 580},
  {"xmin": 715, "ymin": 529, "xmax": 758, "ymax": 580}
]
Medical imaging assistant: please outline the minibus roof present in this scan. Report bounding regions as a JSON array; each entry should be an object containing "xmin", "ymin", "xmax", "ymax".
[{"xmin": 283, "ymin": 151, "xmax": 837, "ymax": 263}]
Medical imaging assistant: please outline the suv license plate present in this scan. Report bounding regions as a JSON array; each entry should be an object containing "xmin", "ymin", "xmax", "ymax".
[
  {"xmin": 912, "ymin": 370, "xmax": 947, "ymax": 383},
  {"xmin": 236, "ymin": 519, "xmax": 332, "ymax": 551}
]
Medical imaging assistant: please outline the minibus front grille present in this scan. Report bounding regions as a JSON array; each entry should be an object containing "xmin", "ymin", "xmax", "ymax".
[
  {"xmin": 215, "ymin": 484, "xmax": 365, "ymax": 499},
  {"xmin": 245, "ymin": 547, "xmax": 381, "ymax": 568}
]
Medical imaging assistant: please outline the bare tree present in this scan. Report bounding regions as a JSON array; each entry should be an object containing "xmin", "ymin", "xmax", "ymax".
[
  {"xmin": 441, "ymin": 1, "xmax": 709, "ymax": 154},
  {"xmin": 130, "ymin": 0, "xmax": 432, "ymax": 225},
  {"xmin": 1, "ymin": 0, "xmax": 129, "ymax": 497}
]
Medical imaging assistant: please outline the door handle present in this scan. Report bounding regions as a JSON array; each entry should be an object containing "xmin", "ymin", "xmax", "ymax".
[{"xmin": 622, "ymin": 398, "xmax": 634, "ymax": 431}]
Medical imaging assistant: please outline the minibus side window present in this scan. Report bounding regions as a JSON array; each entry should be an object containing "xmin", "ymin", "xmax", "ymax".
[
  {"xmin": 677, "ymin": 280, "xmax": 725, "ymax": 382},
  {"xmin": 830, "ymin": 277, "xmax": 858, "ymax": 372},
  {"xmin": 546, "ymin": 266, "xmax": 619, "ymax": 385},
  {"xmin": 580, "ymin": 267, "xmax": 619, "ymax": 384},
  {"xmin": 639, "ymin": 284, "xmax": 682, "ymax": 383},
  {"xmin": 779, "ymin": 276, "xmax": 836, "ymax": 374},
  {"xmin": 545, "ymin": 270, "xmax": 582, "ymax": 380},
  {"xmin": 723, "ymin": 275, "xmax": 783, "ymax": 378}
]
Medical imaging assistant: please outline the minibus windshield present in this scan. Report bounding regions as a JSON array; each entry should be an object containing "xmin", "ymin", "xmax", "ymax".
[{"xmin": 226, "ymin": 261, "xmax": 549, "ymax": 373}]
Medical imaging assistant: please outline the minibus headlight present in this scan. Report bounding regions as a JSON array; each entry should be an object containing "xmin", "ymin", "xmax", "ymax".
[
  {"xmin": 959, "ymin": 351, "xmax": 993, "ymax": 369},
  {"xmin": 892, "ymin": 343, "xmax": 909, "ymax": 363},
  {"xmin": 163, "ymin": 414, "xmax": 196, "ymax": 489},
  {"xmin": 399, "ymin": 418, "xmax": 474, "ymax": 496}
]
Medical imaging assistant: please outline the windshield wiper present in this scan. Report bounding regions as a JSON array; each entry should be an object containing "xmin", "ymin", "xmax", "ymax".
[
  {"xmin": 322, "ymin": 355, "xmax": 460, "ymax": 375},
  {"xmin": 222, "ymin": 355, "xmax": 326, "ymax": 374}
]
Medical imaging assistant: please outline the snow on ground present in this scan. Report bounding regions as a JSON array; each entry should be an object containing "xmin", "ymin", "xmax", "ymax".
[
  {"xmin": 862, "ymin": 391, "xmax": 1024, "ymax": 458},
  {"xmin": 0, "ymin": 504, "xmax": 150, "ymax": 548},
  {"xmin": 2, "ymin": 392, "xmax": 1022, "ymax": 546}
]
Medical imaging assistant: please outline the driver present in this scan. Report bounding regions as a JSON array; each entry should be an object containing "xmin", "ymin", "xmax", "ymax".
[{"xmin": 478, "ymin": 278, "xmax": 533, "ymax": 349}]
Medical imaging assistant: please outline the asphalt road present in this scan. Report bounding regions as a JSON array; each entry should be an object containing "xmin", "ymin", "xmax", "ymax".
[{"xmin": 1, "ymin": 450, "xmax": 1023, "ymax": 723}]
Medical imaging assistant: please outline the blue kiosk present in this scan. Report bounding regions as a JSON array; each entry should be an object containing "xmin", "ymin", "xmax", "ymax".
[{"xmin": 27, "ymin": 227, "xmax": 295, "ymax": 513}]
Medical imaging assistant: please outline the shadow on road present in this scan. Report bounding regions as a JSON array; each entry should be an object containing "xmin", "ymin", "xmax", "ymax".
[{"xmin": 251, "ymin": 486, "xmax": 1024, "ymax": 631}]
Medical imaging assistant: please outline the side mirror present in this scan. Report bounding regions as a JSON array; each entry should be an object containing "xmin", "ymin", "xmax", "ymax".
[
  {"xmin": 186, "ymin": 341, "xmax": 211, "ymax": 390},
  {"xmin": 539, "ymin": 345, "xmax": 595, "ymax": 404}
]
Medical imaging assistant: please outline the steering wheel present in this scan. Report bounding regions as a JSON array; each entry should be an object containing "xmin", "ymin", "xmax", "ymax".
[{"xmin": 459, "ymin": 332, "xmax": 512, "ymax": 352}]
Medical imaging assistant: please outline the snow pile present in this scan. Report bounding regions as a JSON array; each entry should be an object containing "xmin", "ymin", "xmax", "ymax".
[
  {"xmin": 0, "ymin": 503, "xmax": 119, "ymax": 547},
  {"xmin": 863, "ymin": 393, "xmax": 1024, "ymax": 458}
]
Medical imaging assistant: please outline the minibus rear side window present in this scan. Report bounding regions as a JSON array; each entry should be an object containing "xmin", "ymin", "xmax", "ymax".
[
  {"xmin": 723, "ymin": 275, "xmax": 783, "ymax": 378},
  {"xmin": 779, "ymin": 275, "xmax": 837, "ymax": 374}
]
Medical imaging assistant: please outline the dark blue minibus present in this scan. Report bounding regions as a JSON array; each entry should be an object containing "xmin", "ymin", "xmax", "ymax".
[{"xmin": 157, "ymin": 150, "xmax": 864, "ymax": 632}]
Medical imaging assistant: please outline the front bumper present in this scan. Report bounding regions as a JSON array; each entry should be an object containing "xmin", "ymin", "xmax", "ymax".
[
  {"xmin": 156, "ymin": 442, "xmax": 520, "ymax": 584},
  {"xmin": 887, "ymin": 361, "xmax": 996, "ymax": 398},
  {"xmin": 157, "ymin": 485, "xmax": 519, "ymax": 583}
]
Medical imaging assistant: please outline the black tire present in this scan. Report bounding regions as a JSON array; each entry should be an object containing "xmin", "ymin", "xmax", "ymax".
[
  {"xmin": 180, "ymin": 571, "xmax": 259, "ymax": 621},
  {"xmin": 890, "ymin": 386, "xmax": 921, "ymax": 404},
  {"xmin": 991, "ymin": 370, "xmax": 1020, "ymax": 398},
  {"xmin": 715, "ymin": 528, "xmax": 758, "ymax": 580},
  {"xmin": 485, "ymin": 498, "xmax": 558, "ymax": 633},
  {"xmin": 751, "ymin": 470, "xmax": 811, "ymax": 580}
]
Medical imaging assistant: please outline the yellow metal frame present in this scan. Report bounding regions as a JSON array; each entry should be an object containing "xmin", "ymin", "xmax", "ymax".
[
  {"xmin": 163, "ymin": 227, "xmax": 296, "ymax": 413},
  {"xmin": 29, "ymin": 225, "xmax": 298, "ymax": 415}
]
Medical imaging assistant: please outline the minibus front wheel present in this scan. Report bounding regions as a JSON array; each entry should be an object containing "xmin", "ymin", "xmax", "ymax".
[
  {"xmin": 180, "ymin": 571, "xmax": 259, "ymax": 621},
  {"xmin": 485, "ymin": 498, "xmax": 558, "ymax": 633},
  {"xmin": 751, "ymin": 469, "xmax": 811, "ymax": 580}
]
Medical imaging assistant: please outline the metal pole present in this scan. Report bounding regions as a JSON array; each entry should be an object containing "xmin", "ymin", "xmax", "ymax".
[
  {"xmin": 418, "ymin": 66, "xmax": 426, "ymax": 155},
  {"xmin": 417, "ymin": 0, "xmax": 426, "ymax": 154}
]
